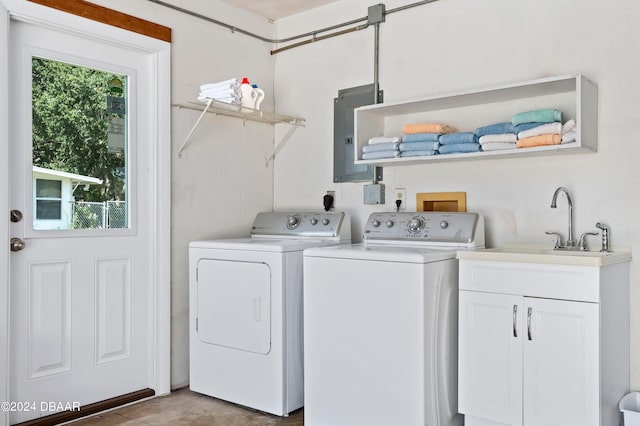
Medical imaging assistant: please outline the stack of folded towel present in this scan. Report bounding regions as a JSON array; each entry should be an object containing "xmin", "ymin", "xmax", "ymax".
[
  {"xmin": 438, "ymin": 132, "xmax": 481, "ymax": 154},
  {"xmin": 399, "ymin": 133, "xmax": 440, "ymax": 157},
  {"xmin": 361, "ymin": 136, "xmax": 401, "ymax": 160},
  {"xmin": 512, "ymin": 108, "xmax": 562, "ymax": 148},
  {"xmin": 198, "ymin": 78, "xmax": 241, "ymax": 105},
  {"xmin": 475, "ymin": 122, "xmax": 517, "ymax": 151},
  {"xmin": 561, "ymin": 119, "xmax": 577, "ymax": 143},
  {"xmin": 399, "ymin": 123, "xmax": 456, "ymax": 157}
]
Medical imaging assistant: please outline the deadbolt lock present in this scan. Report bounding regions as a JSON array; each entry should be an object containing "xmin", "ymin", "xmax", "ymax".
[{"xmin": 10, "ymin": 210, "xmax": 23, "ymax": 223}]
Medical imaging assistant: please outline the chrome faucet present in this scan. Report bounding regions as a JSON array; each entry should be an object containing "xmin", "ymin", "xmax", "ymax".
[{"xmin": 550, "ymin": 187, "xmax": 575, "ymax": 248}]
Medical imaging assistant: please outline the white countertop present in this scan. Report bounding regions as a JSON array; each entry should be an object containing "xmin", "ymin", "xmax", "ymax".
[{"xmin": 457, "ymin": 244, "xmax": 632, "ymax": 267}]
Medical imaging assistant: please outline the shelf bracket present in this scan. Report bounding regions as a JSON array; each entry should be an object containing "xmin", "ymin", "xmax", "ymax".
[
  {"xmin": 265, "ymin": 124, "xmax": 299, "ymax": 167},
  {"xmin": 177, "ymin": 98, "xmax": 213, "ymax": 158}
]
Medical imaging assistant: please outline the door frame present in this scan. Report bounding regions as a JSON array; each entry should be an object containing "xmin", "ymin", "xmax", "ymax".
[{"xmin": 0, "ymin": 1, "xmax": 171, "ymax": 424}]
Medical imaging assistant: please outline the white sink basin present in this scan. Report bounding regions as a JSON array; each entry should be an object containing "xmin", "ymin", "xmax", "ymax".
[{"xmin": 457, "ymin": 244, "xmax": 632, "ymax": 266}]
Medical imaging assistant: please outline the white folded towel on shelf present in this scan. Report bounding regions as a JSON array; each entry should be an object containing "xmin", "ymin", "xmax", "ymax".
[
  {"xmin": 362, "ymin": 142, "xmax": 399, "ymax": 153},
  {"xmin": 562, "ymin": 119, "xmax": 576, "ymax": 134},
  {"xmin": 478, "ymin": 133, "xmax": 517, "ymax": 144},
  {"xmin": 197, "ymin": 95, "xmax": 241, "ymax": 105},
  {"xmin": 199, "ymin": 78, "xmax": 240, "ymax": 92},
  {"xmin": 561, "ymin": 131, "xmax": 576, "ymax": 144},
  {"xmin": 200, "ymin": 87, "xmax": 241, "ymax": 97},
  {"xmin": 517, "ymin": 122, "xmax": 562, "ymax": 139},
  {"xmin": 480, "ymin": 142, "xmax": 517, "ymax": 151},
  {"xmin": 368, "ymin": 136, "xmax": 401, "ymax": 144}
]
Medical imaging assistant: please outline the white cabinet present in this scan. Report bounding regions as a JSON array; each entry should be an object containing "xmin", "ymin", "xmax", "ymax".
[
  {"xmin": 354, "ymin": 74, "xmax": 597, "ymax": 166},
  {"xmin": 458, "ymin": 258, "xmax": 629, "ymax": 426}
]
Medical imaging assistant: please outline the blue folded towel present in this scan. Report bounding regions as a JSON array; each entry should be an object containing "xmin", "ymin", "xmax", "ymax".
[
  {"xmin": 401, "ymin": 133, "xmax": 441, "ymax": 143},
  {"xmin": 399, "ymin": 141, "xmax": 439, "ymax": 152},
  {"xmin": 475, "ymin": 122, "xmax": 515, "ymax": 137},
  {"xmin": 513, "ymin": 122, "xmax": 547, "ymax": 134},
  {"xmin": 438, "ymin": 143, "xmax": 481, "ymax": 154},
  {"xmin": 362, "ymin": 150, "xmax": 401, "ymax": 160},
  {"xmin": 439, "ymin": 132, "xmax": 478, "ymax": 144},
  {"xmin": 512, "ymin": 108, "xmax": 562, "ymax": 126},
  {"xmin": 400, "ymin": 150, "xmax": 437, "ymax": 157},
  {"xmin": 362, "ymin": 142, "xmax": 399, "ymax": 153}
]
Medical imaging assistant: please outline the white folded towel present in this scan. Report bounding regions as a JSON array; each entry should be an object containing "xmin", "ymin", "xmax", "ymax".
[
  {"xmin": 480, "ymin": 142, "xmax": 517, "ymax": 151},
  {"xmin": 200, "ymin": 78, "xmax": 240, "ymax": 91},
  {"xmin": 197, "ymin": 95, "xmax": 241, "ymax": 105},
  {"xmin": 200, "ymin": 87, "xmax": 241, "ymax": 97},
  {"xmin": 562, "ymin": 119, "xmax": 576, "ymax": 134},
  {"xmin": 517, "ymin": 122, "xmax": 562, "ymax": 139},
  {"xmin": 478, "ymin": 133, "xmax": 517, "ymax": 144},
  {"xmin": 368, "ymin": 136, "xmax": 401, "ymax": 144},
  {"xmin": 561, "ymin": 131, "xmax": 576, "ymax": 144}
]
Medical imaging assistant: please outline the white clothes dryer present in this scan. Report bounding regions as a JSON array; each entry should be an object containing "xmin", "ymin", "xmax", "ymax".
[
  {"xmin": 303, "ymin": 211, "xmax": 484, "ymax": 426},
  {"xmin": 189, "ymin": 211, "xmax": 351, "ymax": 416}
]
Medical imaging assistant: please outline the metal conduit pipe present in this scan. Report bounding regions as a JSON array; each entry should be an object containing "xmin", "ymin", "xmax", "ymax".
[{"xmin": 147, "ymin": 0, "xmax": 440, "ymax": 52}]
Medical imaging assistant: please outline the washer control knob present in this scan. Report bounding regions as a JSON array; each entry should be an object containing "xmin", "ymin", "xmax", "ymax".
[
  {"xmin": 322, "ymin": 218, "xmax": 330, "ymax": 226},
  {"xmin": 407, "ymin": 217, "xmax": 424, "ymax": 234},
  {"xmin": 372, "ymin": 219, "xmax": 381, "ymax": 228},
  {"xmin": 287, "ymin": 215, "xmax": 301, "ymax": 229},
  {"xmin": 385, "ymin": 220, "xmax": 394, "ymax": 228},
  {"xmin": 310, "ymin": 218, "xmax": 318, "ymax": 225},
  {"xmin": 440, "ymin": 220, "xmax": 449, "ymax": 229}
]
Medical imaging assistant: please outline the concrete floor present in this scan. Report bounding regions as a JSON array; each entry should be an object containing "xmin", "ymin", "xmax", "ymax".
[{"xmin": 67, "ymin": 388, "xmax": 304, "ymax": 425}]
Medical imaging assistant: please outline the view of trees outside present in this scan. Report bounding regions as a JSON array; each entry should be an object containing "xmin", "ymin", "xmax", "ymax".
[
  {"xmin": 31, "ymin": 57, "xmax": 128, "ymax": 229},
  {"xmin": 31, "ymin": 56, "xmax": 126, "ymax": 204}
]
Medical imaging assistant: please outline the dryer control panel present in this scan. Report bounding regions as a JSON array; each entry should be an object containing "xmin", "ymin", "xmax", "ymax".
[
  {"xmin": 251, "ymin": 211, "xmax": 350, "ymax": 240},
  {"xmin": 363, "ymin": 211, "xmax": 483, "ymax": 245}
]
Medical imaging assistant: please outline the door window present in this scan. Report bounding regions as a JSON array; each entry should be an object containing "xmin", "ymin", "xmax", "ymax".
[{"xmin": 31, "ymin": 57, "xmax": 128, "ymax": 231}]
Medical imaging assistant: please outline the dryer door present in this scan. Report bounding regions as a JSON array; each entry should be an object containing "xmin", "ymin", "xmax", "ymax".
[{"xmin": 196, "ymin": 259, "xmax": 271, "ymax": 355}]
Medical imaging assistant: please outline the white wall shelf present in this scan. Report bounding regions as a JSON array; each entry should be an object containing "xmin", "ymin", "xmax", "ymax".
[
  {"xmin": 354, "ymin": 74, "xmax": 597, "ymax": 166},
  {"xmin": 174, "ymin": 99, "xmax": 306, "ymax": 160}
]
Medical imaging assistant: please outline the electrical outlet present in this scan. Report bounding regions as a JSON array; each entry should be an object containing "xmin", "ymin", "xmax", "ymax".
[{"xmin": 394, "ymin": 188, "xmax": 407, "ymax": 212}]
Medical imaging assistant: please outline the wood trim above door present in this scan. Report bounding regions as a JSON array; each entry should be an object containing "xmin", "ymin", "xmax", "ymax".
[{"xmin": 27, "ymin": 0, "xmax": 172, "ymax": 42}]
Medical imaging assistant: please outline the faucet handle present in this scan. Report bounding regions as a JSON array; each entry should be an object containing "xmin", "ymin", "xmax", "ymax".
[
  {"xmin": 595, "ymin": 222, "xmax": 610, "ymax": 252},
  {"xmin": 545, "ymin": 231, "xmax": 563, "ymax": 249},
  {"xmin": 578, "ymin": 232, "xmax": 599, "ymax": 251}
]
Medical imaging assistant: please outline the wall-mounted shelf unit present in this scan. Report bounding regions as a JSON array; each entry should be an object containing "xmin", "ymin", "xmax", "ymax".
[
  {"xmin": 354, "ymin": 74, "xmax": 597, "ymax": 166},
  {"xmin": 174, "ymin": 99, "xmax": 306, "ymax": 160}
]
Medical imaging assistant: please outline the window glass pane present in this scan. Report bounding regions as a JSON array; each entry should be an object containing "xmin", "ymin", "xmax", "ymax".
[
  {"xmin": 36, "ymin": 200, "xmax": 62, "ymax": 220},
  {"xmin": 36, "ymin": 179, "xmax": 61, "ymax": 198},
  {"xmin": 31, "ymin": 57, "xmax": 128, "ymax": 230}
]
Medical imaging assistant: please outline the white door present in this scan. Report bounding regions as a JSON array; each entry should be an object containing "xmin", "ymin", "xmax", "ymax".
[
  {"xmin": 523, "ymin": 297, "xmax": 599, "ymax": 426},
  {"xmin": 458, "ymin": 290, "xmax": 524, "ymax": 426},
  {"xmin": 196, "ymin": 259, "xmax": 271, "ymax": 354},
  {"xmin": 8, "ymin": 16, "xmax": 167, "ymax": 424}
]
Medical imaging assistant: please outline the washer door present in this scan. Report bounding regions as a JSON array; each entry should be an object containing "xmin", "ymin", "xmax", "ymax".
[{"xmin": 196, "ymin": 259, "xmax": 271, "ymax": 354}]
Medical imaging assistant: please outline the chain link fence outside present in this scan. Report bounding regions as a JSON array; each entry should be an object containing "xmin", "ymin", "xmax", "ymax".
[{"xmin": 71, "ymin": 201, "xmax": 127, "ymax": 229}]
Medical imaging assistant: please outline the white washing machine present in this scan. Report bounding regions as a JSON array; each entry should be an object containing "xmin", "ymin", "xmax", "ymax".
[
  {"xmin": 189, "ymin": 211, "xmax": 351, "ymax": 416},
  {"xmin": 303, "ymin": 211, "xmax": 484, "ymax": 426}
]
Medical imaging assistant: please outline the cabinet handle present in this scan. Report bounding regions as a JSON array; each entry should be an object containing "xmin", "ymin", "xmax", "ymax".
[
  {"xmin": 527, "ymin": 307, "xmax": 533, "ymax": 341},
  {"xmin": 513, "ymin": 305, "xmax": 518, "ymax": 338}
]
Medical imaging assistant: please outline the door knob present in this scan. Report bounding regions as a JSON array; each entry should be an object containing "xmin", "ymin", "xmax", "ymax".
[
  {"xmin": 10, "ymin": 210, "xmax": 22, "ymax": 223},
  {"xmin": 10, "ymin": 238, "xmax": 25, "ymax": 252}
]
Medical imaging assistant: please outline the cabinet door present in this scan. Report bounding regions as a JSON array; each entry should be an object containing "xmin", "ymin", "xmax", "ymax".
[
  {"xmin": 523, "ymin": 298, "xmax": 598, "ymax": 426},
  {"xmin": 459, "ymin": 291, "xmax": 524, "ymax": 426}
]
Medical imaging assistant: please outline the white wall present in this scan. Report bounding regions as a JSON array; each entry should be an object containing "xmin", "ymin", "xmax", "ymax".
[
  {"xmin": 88, "ymin": 0, "xmax": 277, "ymax": 388},
  {"xmin": 273, "ymin": 0, "xmax": 640, "ymax": 388}
]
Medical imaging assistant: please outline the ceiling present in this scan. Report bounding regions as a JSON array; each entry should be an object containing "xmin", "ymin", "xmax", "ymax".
[{"xmin": 219, "ymin": 0, "xmax": 342, "ymax": 20}]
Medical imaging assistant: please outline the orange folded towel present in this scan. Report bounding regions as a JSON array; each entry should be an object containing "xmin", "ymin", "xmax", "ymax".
[
  {"xmin": 516, "ymin": 133, "xmax": 561, "ymax": 148},
  {"xmin": 402, "ymin": 123, "xmax": 456, "ymax": 135}
]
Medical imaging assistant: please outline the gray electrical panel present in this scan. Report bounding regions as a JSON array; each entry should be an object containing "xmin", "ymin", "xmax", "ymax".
[{"xmin": 333, "ymin": 84, "xmax": 383, "ymax": 183}]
